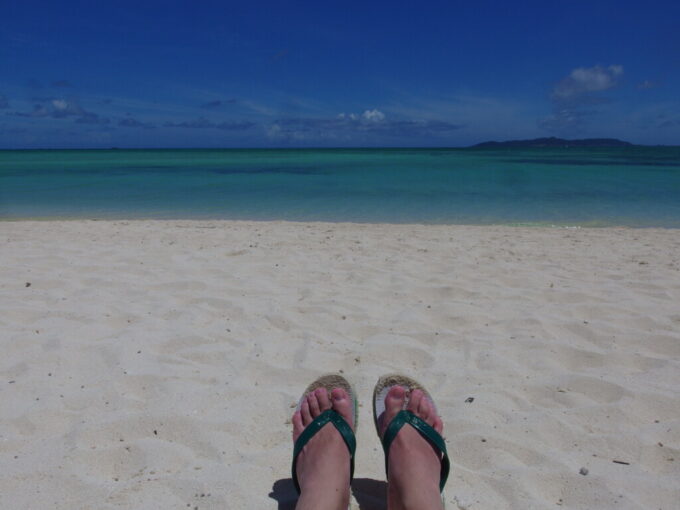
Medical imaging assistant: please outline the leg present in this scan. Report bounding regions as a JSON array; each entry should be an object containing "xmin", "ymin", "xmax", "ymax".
[
  {"xmin": 292, "ymin": 387, "xmax": 354, "ymax": 510},
  {"xmin": 378, "ymin": 386, "xmax": 445, "ymax": 510}
]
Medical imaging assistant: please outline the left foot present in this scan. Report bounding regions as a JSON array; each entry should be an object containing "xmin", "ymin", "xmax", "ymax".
[{"xmin": 292, "ymin": 387, "xmax": 354, "ymax": 510}]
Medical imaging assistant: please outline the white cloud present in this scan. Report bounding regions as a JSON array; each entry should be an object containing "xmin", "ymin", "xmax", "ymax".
[
  {"xmin": 361, "ymin": 109, "xmax": 385, "ymax": 122},
  {"xmin": 337, "ymin": 113, "xmax": 359, "ymax": 120},
  {"xmin": 541, "ymin": 64, "xmax": 624, "ymax": 135},
  {"xmin": 52, "ymin": 99, "xmax": 67, "ymax": 110},
  {"xmin": 49, "ymin": 98, "xmax": 87, "ymax": 117},
  {"xmin": 553, "ymin": 65, "xmax": 623, "ymax": 100}
]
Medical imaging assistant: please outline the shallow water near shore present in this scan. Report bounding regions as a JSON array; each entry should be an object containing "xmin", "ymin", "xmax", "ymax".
[{"xmin": 1, "ymin": 147, "xmax": 680, "ymax": 226}]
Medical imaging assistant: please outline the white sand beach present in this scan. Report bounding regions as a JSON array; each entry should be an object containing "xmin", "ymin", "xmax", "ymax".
[{"xmin": 1, "ymin": 220, "xmax": 679, "ymax": 509}]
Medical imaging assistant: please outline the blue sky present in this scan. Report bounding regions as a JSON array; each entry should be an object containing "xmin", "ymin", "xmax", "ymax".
[{"xmin": 1, "ymin": 1, "xmax": 679, "ymax": 148}]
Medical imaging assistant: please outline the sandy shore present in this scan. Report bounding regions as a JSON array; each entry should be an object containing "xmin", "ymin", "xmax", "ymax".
[{"xmin": 1, "ymin": 221, "xmax": 679, "ymax": 509}]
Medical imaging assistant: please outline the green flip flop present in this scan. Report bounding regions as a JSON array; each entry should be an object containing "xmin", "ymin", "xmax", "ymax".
[
  {"xmin": 373, "ymin": 374, "xmax": 450, "ymax": 494},
  {"xmin": 291, "ymin": 374, "xmax": 358, "ymax": 495}
]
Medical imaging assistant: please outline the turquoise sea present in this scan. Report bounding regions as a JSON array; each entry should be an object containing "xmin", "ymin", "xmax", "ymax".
[{"xmin": 1, "ymin": 147, "xmax": 680, "ymax": 226}]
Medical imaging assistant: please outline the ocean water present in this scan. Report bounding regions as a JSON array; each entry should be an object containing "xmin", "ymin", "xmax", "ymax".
[{"xmin": 1, "ymin": 147, "xmax": 680, "ymax": 226}]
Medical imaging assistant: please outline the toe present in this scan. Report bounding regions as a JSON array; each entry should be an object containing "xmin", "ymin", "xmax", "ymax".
[
  {"xmin": 418, "ymin": 395, "xmax": 436, "ymax": 426},
  {"xmin": 292, "ymin": 411, "xmax": 304, "ymax": 440},
  {"xmin": 307, "ymin": 392, "xmax": 321, "ymax": 417},
  {"xmin": 301, "ymin": 398, "xmax": 312, "ymax": 425},
  {"xmin": 385, "ymin": 386, "xmax": 407, "ymax": 413},
  {"xmin": 380, "ymin": 386, "xmax": 407, "ymax": 436},
  {"xmin": 407, "ymin": 389, "xmax": 423, "ymax": 415},
  {"xmin": 315, "ymin": 387, "xmax": 331, "ymax": 411},
  {"xmin": 331, "ymin": 388, "xmax": 354, "ymax": 430},
  {"xmin": 433, "ymin": 416, "xmax": 444, "ymax": 435}
]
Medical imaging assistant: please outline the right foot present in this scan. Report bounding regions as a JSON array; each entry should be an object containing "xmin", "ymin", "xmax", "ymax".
[
  {"xmin": 377, "ymin": 386, "xmax": 445, "ymax": 510},
  {"xmin": 292, "ymin": 387, "xmax": 354, "ymax": 510}
]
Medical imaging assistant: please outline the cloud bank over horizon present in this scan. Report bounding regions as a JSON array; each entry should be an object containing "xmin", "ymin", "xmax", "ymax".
[{"xmin": 1, "ymin": 63, "xmax": 675, "ymax": 147}]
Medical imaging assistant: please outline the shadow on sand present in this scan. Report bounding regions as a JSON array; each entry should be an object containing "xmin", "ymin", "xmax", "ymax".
[{"xmin": 269, "ymin": 478, "xmax": 387, "ymax": 509}]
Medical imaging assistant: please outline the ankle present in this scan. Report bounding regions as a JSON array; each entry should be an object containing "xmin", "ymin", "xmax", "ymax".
[
  {"xmin": 297, "ymin": 459, "xmax": 351, "ymax": 501},
  {"xmin": 386, "ymin": 437, "xmax": 443, "ymax": 510},
  {"xmin": 297, "ymin": 483, "xmax": 350, "ymax": 510},
  {"xmin": 388, "ymin": 481, "xmax": 442, "ymax": 510}
]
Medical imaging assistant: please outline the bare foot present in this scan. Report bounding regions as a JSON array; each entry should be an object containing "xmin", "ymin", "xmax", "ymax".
[
  {"xmin": 378, "ymin": 386, "xmax": 445, "ymax": 510},
  {"xmin": 292, "ymin": 387, "xmax": 354, "ymax": 510}
]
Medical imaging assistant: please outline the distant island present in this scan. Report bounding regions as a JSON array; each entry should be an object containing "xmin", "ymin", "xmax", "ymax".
[{"xmin": 470, "ymin": 137, "xmax": 634, "ymax": 148}]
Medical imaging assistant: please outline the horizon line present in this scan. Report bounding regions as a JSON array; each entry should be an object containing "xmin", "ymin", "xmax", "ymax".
[{"xmin": 3, "ymin": 145, "xmax": 680, "ymax": 151}]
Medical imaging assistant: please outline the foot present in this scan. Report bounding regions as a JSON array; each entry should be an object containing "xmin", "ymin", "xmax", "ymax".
[
  {"xmin": 292, "ymin": 387, "xmax": 354, "ymax": 510},
  {"xmin": 378, "ymin": 386, "xmax": 445, "ymax": 510}
]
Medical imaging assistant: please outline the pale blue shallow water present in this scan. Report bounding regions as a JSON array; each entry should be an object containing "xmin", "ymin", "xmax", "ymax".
[{"xmin": 1, "ymin": 147, "xmax": 680, "ymax": 226}]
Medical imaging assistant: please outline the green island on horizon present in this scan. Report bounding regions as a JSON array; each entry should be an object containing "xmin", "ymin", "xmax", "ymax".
[{"xmin": 469, "ymin": 137, "xmax": 638, "ymax": 148}]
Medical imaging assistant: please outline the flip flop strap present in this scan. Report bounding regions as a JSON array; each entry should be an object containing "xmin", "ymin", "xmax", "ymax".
[
  {"xmin": 292, "ymin": 408, "xmax": 356, "ymax": 494},
  {"xmin": 382, "ymin": 409, "xmax": 450, "ymax": 493}
]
